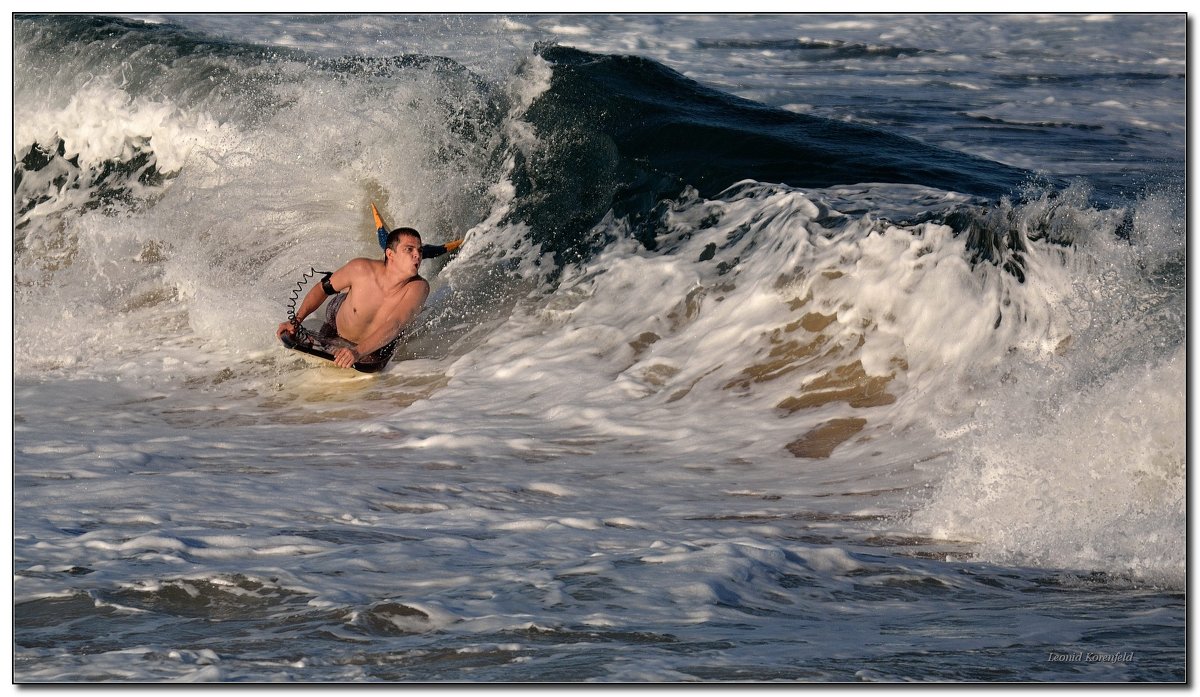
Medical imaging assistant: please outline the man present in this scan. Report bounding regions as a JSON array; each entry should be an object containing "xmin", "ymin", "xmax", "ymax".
[{"xmin": 277, "ymin": 227, "xmax": 430, "ymax": 369}]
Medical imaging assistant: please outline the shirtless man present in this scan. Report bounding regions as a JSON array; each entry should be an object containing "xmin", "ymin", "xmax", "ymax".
[{"xmin": 277, "ymin": 228, "xmax": 430, "ymax": 369}]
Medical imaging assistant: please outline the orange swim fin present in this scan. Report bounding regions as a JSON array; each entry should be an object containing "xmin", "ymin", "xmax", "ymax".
[
  {"xmin": 372, "ymin": 203, "xmax": 390, "ymax": 249},
  {"xmin": 371, "ymin": 202, "xmax": 388, "ymax": 231},
  {"xmin": 444, "ymin": 239, "xmax": 463, "ymax": 253}
]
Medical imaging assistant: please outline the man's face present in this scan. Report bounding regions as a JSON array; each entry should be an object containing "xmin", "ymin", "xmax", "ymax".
[{"xmin": 389, "ymin": 235, "xmax": 422, "ymax": 272}]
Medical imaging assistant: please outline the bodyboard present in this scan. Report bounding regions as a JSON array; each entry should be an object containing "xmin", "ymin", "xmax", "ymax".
[{"xmin": 280, "ymin": 332, "xmax": 391, "ymax": 374}]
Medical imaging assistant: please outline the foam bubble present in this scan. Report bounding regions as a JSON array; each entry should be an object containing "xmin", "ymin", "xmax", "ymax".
[{"xmin": 911, "ymin": 347, "xmax": 1185, "ymax": 588}]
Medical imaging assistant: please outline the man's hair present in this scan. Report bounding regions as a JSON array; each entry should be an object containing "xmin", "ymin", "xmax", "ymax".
[{"xmin": 385, "ymin": 227, "xmax": 422, "ymax": 252}]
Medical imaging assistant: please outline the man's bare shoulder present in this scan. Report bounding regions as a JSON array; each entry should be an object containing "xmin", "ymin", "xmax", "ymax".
[
  {"xmin": 340, "ymin": 257, "xmax": 384, "ymax": 276},
  {"xmin": 405, "ymin": 275, "xmax": 431, "ymax": 300},
  {"xmin": 393, "ymin": 275, "xmax": 429, "ymax": 300},
  {"xmin": 384, "ymin": 276, "xmax": 429, "ymax": 315}
]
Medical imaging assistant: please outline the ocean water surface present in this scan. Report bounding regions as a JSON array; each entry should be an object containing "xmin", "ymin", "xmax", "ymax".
[{"xmin": 12, "ymin": 13, "xmax": 1186, "ymax": 682}]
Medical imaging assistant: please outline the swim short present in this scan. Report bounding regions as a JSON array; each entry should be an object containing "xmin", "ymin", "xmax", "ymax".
[{"xmin": 312, "ymin": 293, "xmax": 397, "ymax": 367}]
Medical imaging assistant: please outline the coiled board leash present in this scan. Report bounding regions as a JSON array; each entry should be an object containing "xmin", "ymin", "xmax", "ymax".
[{"xmin": 285, "ymin": 267, "xmax": 332, "ymax": 344}]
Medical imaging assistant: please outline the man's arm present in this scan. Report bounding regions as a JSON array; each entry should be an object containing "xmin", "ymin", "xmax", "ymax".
[
  {"xmin": 331, "ymin": 278, "xmax": 429, "ymax": 368},
  {"xmin": 276, "ymin": 260, "xmax": 364, "ymax": 339}
]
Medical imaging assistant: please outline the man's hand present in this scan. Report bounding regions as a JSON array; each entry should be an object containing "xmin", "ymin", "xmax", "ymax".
[
  {"xmin": 277, "ymin": 320, "xmax": 298, "ymax": 339},
  {"xmin": 332, "ymin": 346, "xmax": 360, "ymax": 369}
]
